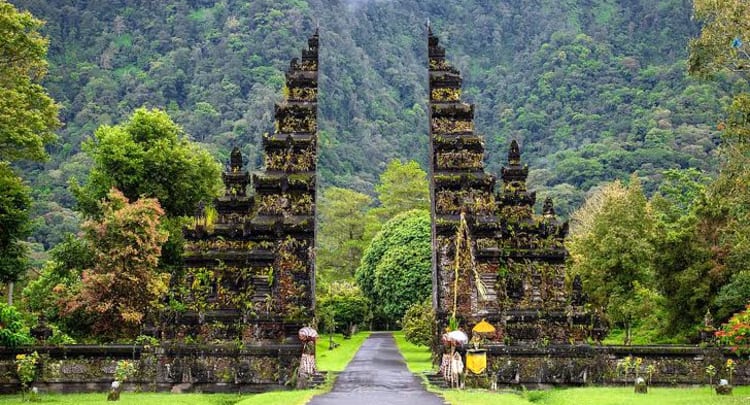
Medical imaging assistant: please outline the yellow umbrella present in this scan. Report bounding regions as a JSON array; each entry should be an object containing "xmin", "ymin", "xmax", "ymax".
[{"xmin": 472, "ymin": 319, "xmax": 496, "ymax": 334}]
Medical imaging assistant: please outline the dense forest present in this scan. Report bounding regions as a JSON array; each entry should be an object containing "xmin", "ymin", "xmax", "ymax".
[
  {"xmin": 4, "ymin": 0, "xmax": 750, "ymax": 344},
  {"xmin": 9, "ymin": 0, "xmax": 739, "ymax": 251}
]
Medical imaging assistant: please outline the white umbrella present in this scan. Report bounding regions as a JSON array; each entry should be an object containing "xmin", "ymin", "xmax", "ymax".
[
  {"xmin": 446, "ymin": 330, "xmax": 468, "ymax": 346},
  {"xmin": 298, "ymin": 327, "xmax": 319, "ymax": 342}
]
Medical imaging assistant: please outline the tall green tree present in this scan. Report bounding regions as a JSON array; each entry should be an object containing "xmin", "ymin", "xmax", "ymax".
[
  {"xmin": 700, "ymin": 95, "xmax": 750, "ymax": 322},
  {"xmin": 0, "ymin": 0, "xmax": 60, "ymax": 162},
  {"xmin": 317, "ymin": 187, "xmax": 373, "ymax": 283},
  {"xmin": 73, "ymin": 107, "xmax": 221, "ymax": 219},
  {"xmin": 355, "ymin": 209, "xmax": 431, "ymax": 328},
  {"xmin": 370, "ymin": 159, "xmax": 429, "ymax": 224},
  {"xmin": 316, "ymin": 281, "xmax": 370, "ymax": 336},
  {"xmin": 0, "ymin": 1, "xmax": 59, "ymax": 303},
  {"xmin": 0, "ymin": 163, "xmax": 30, "ymax": 294},
  {"xmin": 650, "ymin": 169, "xmax": 713, "ymax": 336},
  {"xmin": 686, "ymin": 0, "xmax": 750, "ymax": 329},
  {"xmin": 568, "ymin": 176, "xmax": 660, "ymax": 344}
]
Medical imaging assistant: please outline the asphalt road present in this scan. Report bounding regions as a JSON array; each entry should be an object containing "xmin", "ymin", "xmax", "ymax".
[{"xmin": 307, "ymin": 332, "xmax": 446, "ymax": 405}]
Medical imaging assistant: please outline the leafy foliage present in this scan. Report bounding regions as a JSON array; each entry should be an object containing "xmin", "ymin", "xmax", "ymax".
[
  {"xmin": 114, "ymin": 360, "xmax": 136, "ymax": 383},
  {"xmin": 0, "ymin": 303, "xmax": 32, "ymax": 347},
  {"xmin": 57, "ymin": 189, "xmax": 169, "ymax": 340},
  {"xmin": 355, "ymin": 209, "xmax": 431, "ymax": 327},
  {"xmin": 316, "ymin": 281, "xmax": 369, "ymax": 335},
  {"xmin": 0, "ymin": 0, "xmax": 59, "ymax": 163},
  {"xmin": 14, "ymin": 0, "xmax": 731, "ymax": 246},
  {"xmin": 316, "ymin": 187, "xmax": 373, "ymax": 282},
  {"xmin": 401, "ymin": 299, "xmax": 434, "ymax": 347},
  {"xmin": 371, "ymin": 160, "xmax": 429, "ymax": 222},
  {"xmin": 568, "ymin": 176, "xmax": 661, "ymax": 344},
  {"xmin": 14, "ymin": 351, "xmax": 38, "ymax": 391},
  {"xmin": 689, "ymin": 0, "xmax": 750, "ymax": 78},
  {"xmin": 0, "ymin": 163, "xmax": 31, "ymax": 283},
  {"xmin": 22, "ymin": 234, "xmax": 93, "ymax": 331},
  {"xmin": 73, "ymin": 107, "xmax": 221, "ymax": 218}
]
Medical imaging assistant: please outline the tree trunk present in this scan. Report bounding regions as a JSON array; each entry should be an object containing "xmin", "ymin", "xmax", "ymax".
[
  {"xmin": 624, "ymin": 322, "xmax": 632, "ymax": 346},
  {"xmin": 6, "ymin": 282, "xmax": 13, "ymax": 306}
]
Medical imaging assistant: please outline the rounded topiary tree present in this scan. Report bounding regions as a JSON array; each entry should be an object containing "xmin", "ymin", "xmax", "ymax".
[{"xmin": 355, "ymin": 209, "xmax": 431, "ymax": 327}]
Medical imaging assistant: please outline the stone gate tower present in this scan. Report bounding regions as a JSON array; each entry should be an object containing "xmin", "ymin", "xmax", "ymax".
[
  {"xmin": 164, "ymin": 31, "xmax": 319, "ymax": 344},
  {"xmin": 428, "ymin": 27, "xmax": 597, "ymax": 345}
]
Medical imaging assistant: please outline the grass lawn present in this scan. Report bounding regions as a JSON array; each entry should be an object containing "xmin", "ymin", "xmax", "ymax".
[
  {"xmin": 0, "ymin": 332, "xmax": 370, "ymax": 405},
  {"xmin": 0, "ymin": 393, "xmax": 243, "ymax": 404},
  {"xmin": 315, "ymin": 331, "xmax": 370, "ymax": 372},
  {"xmin": 392, "ymin": 330, "xmax": 435, "ymax": 373},
  {"xmin": 436, "ymin": 386, "xmax": 750, "ymax": 405},
  {"xmin": 392, "ymin": 330, "xmax": 750, "ymax": 405}
]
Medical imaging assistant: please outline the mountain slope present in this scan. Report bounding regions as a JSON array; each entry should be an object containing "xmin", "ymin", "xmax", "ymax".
[{"xmin": 10, "ymin": 0, "xmax": 735, "ymax": 248}]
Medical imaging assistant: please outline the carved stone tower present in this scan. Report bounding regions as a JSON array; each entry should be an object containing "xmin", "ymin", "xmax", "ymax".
[
  {"xmin": 428, "ymin": 27, "xmax": 595, "ymax": 345},
  {"xmin": 167, "ymin": 31, "xmax": 319, "ymax": 343}
]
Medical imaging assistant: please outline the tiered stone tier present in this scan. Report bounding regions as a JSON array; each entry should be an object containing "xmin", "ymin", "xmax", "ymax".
[
  {"xmin": 428, "ymin": 28, "xmax": 602, "ymax": 345},
  {"xmin": 164, "ymin": 32, "xmax": 319, "ymax": 344}
]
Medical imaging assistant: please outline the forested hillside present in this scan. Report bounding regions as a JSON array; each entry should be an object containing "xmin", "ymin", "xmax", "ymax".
[{"xmin": 10, "ymin": 0, "xmax": 736, "ymax": 250}]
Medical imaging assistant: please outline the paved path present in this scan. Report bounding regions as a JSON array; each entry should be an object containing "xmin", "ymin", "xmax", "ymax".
[{"xmin": 307, "ymin": 332, "xmax": 446, "ymax": 405}]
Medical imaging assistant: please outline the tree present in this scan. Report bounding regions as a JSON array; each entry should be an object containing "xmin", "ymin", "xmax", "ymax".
[
  {"xmin": 668, "ymin": 1, "xmax": 750, "ymax": 336},
  {"xmin": 716, "ymin": 302, "xmax": 750, "ymax": 356},
  {"xmin": 0, "ymin": 303, "xmax": 32, "ymax": 347},
  {"xmin": 22, "ymin": 234, "xmax": 93, "ymax": 333},
  {"xmin": 57, "ymin": 189, "xmax": 169, "ymax": 339},
  {"xmin": 0, "ymin": 163, "xmax": 30, "ymax": 286},
  {"xmin": 688, "ymin": 0, "xmax": 750, "ymax": 78},
  {"xmin": 0, "ymin": 2, "xmax": 60, "ymax": 303},
  {"xmin": 317, "ymin": 187, "xmax": 373, "ymax": 283},
  {"xmin": 370, "ymin": 160, "xmax": 429, "ymax": 224},
  {"xmin": 355, "ymin": 209, "xmax": 431, "ymax": 327},
  {"xmin": 73, "ymin": 107, "xmax": 221, "ymax": 218},
  {"xmin": 567, "ymin": 176, "xmax": 659, "ymax": 344},
  {"xmin": 316, "ymin": 281, "xmax": 369, "ymax": 337},
  {"xmin": 0, "ymin": 0, "xmax": 60, "ymax": 162}
]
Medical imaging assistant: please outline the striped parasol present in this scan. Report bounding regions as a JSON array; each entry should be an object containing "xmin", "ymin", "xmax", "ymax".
[{"xmin": 298, "ymin": 327, "xmax": 319, "ymax": 342}]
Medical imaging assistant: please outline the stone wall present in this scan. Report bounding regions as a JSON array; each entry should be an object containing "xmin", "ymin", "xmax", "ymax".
[
  {"xmin": 0, "ymin": 343, "xmax": 303, "ymax": 394},
  {"xmin": 457, "ymin": 345, "xmax": 750, "ymax": 387}
]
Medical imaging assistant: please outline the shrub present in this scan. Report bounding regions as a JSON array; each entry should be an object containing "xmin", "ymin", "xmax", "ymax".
[
  {"xmin": 402, "ymin": 300, "xmax": 434, "ymax": 347},
  {"xmin": 317, "ymin": 281, "xmax": 369, "ymax": 336},
  {"xmin": 0, "ymin": 304, "xmax": 32, "ymax": 347}
]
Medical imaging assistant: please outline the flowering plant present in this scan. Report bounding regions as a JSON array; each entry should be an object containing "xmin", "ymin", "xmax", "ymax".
[
  {"xmin": 15, "ymin": 351, "xmax": 39, "ymax": 400},
  {"xmin": 114, "ymin": 360, "xmax": 136, "ymax": 383},
  {"xmin": 716, "ymin": 303, "xmax": 750, "ymax": 356},
  {"xmin": 725, "ymin": 359, "xmax": 736, "ymax": 385}
]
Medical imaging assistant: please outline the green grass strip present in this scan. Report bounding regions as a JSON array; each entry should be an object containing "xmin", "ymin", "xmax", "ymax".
[
  {"xmin": 315, "ymin": 331, "xmax": 371, "ymax": 372},
  {"xmin": 392, "ymin": 330, "xmax": 434, "ymax": 373}
]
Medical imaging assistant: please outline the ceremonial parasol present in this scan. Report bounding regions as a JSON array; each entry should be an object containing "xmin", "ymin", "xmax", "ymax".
[
  {"xmin": 446, "ymin": 330, "xmax": 468, "ymax": 346},
  {"xmin": 298, "ymin": 327, "xmax": 319, "ymax": 342},
  {"xmin": 472, "ymin": 319, "xmax": 496, "ymax": 335}
]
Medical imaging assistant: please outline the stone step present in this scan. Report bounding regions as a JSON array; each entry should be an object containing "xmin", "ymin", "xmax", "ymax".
[{"xmin": 425, "ymin": 373, "xmax": 449, "ymax": 389}]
